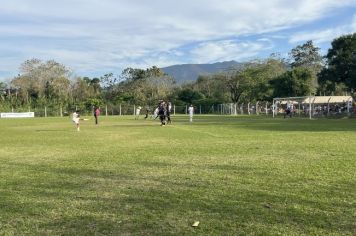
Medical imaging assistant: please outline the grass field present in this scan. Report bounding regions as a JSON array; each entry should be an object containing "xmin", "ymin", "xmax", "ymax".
[{"xmin": 0, "ymin": 115, "xmax": 355, "ymax": 235}]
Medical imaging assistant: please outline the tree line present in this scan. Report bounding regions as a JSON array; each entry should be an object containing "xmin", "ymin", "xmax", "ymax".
[{"xmin": 0, "ymin": 33, "xmax": 355, "ymax": 113}]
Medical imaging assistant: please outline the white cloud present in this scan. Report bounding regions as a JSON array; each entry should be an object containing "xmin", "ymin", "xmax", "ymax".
[
  {"xmin": 352, "ymin": 14, "xmax": 356, "ymax": 31},
  {"xmin": 289, "ymin": 16, "xmax": 356, "ymax": 44},
  {"xmin": 190, "ymin": 40, "xmax": 272, "ymax": 63},
  {"xmin": 0, "ymin": 0, "xmax": 355, "ymax": 79}
]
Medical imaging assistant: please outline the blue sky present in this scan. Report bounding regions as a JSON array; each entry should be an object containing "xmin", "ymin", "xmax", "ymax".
[{"xmin": 0, "ymin": 0, "xmax": 355, "ymax": 81}]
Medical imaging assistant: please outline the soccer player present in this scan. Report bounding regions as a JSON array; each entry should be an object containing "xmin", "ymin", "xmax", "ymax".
[
  {"xmin": 188, "ymin": 104, "xmax": 194, "ymax": 122},
  {"xmin": 158, "ymin": 102, "xmax": 166, "ymax": 126},
  {"xmin": 166, "ymin": 102, "xmax": 172, "ymax": 124},
  {"xmin": 94, "ymin": 106, "xmax": 100, "ymax": 125},
  {"xmin": 72, "ymin": 110, "xmax": 80, "ymax": 131},
  {"xmin": 144, "ymin": 107, "xmax": 150, "ymax": 119},
  {"xmin": 135, "ymin": 106, "xmax": 142, "ymax": 119},
  {"xmin": 152, "ymin": 106, "xmax": 159, "ymax": 119}
]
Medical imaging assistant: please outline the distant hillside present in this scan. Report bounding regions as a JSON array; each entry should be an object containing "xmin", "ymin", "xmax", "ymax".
[{"xmin": 161, "ymin": 61, "xmax": 243, "ymax": 84}]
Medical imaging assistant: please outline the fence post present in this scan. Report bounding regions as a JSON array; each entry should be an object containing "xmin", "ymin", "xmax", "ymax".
[
  {"xmin": 174, "ymin": 105, "xmax": 176, "ymax": 115},
  {"xmin": 199, "ymin": 105, "xmax": 201, "ymax": 114},
  {"xmin": 185, "ymin": 105, "xmax": 187, "ymax": 114},
  {"xmin": 256, "ymin": 102, "xmax": 259, "ymax": 115},
  {"xmin": 265, "ymin": 102, "xmax": 268, "ymax": 115},
  {"xmin": 133, "ymin": 105, "xmax": 136, "ymax": 116},
  {"xmin": 120, "ymin": 104, "xmax": 122, "ymax": 116},
  {"xmin": 298, "ymin": 102, "xmax": 301, "ymax": 117},
  {"xmin": 248, "ymin": 103, "xmax": 250, "ymax": 115},
  {"xmin": 60, "ymin": 106, "xmax": 63, "ymax": 117},
  {"xmin": 105, "ymin": 105, "xmax": 108, "ymax": 116},
  {"xmin": 45, "ymin": 106, "xmax": 47, "ymax": 117},
  {"xmin": 273, "ymin": 100, "xmax": 275, "ymax": 118},
  {"xmin": 309, "ymin": 96, "xmax": 312, "ymax": 120}
]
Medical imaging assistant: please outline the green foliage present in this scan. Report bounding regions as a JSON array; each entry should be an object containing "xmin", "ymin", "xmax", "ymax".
[
  {"xmin": 10, "ymin": 59, "xmax": 71, "ymax": 106},
  {"xmin": 271, "ymin": 67, "xmax": 314, "ymax": 97},
  {"xmin": 289, "ymin": 40, "xmax": 323, "ymax": 93},
  {"xmin": 318, "ymin": 33, "xmax": 356, "ymax": 95},
  {"xmin": 3, "ymin": 34, "xmax": 354, "ymax": 111},
  {"xmin": 177, "ymin": 88, "xmax": 204, "ymax": 104},
  {"xmin": 115, "ymin": 66, "xmax": 175, "ymax": 105},
  {"xmin": 84, "ymin": 98, "xmax": 103, "ymax": 110},
  {"xmin": 193, "ymin": 74, "xmax": 230, "ymax": 104},
  {"xmin": 243, "ymin": 59, "xmax": 287, "ymax": 102},
  {"xmin": 290, "ymin": 40, "xmax": 323, "ymax": 69}
]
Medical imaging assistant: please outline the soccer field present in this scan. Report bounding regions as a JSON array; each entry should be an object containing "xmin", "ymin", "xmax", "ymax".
[{"xmin": 0, "ymin": 115, "xmax": 355, "ymax": 235}]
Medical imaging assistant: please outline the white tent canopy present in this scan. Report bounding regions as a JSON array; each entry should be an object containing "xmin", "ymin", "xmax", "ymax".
[
  {"xmin": 274, "ymin": 96, "xmax": 352, "ymax": 104},
  {"xmin": 302, "ymin": 96, "xmax": 352, "ymax": 104},
  {"xmin": 272, "ymin": 96, "xmax": 353, "ymax": 119}
]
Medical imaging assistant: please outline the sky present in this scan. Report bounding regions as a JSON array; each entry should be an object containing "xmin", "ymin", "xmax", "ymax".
[{"xmin": 0, "ymin": 0, "xmax": 356, "ymax": 81}]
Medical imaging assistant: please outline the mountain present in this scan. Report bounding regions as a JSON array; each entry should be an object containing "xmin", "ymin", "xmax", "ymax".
[{"xmin": 161, "ymin": 61, "xmax": 243, "ymax": 84}]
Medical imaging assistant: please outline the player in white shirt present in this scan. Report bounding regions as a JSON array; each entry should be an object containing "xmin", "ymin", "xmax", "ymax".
[
  {"xmin": 72, "ymin": 110, "xmax": 80, "ymax": 131},
  {"xmin": 188, "ymin": 104, "xmax": 194, "ymax": 122},
  {"xmin": 135, "ymin": 106, "xmax": 142, "ymax": 119}
]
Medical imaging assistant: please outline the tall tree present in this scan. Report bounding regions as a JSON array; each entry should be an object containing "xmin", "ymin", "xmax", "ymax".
[
  {"xmin": 0, "ymin": 82, "xmax": 7, "ymax": 101},
  {"xmin": 177, "ymin": 88, "xmax": 204, "ymax": 104},
  {"xmin": 116, "ymin": 66, "xmax": 174, "ymax": 105},
  {"xmin": 224, "ymin": 74, "xmax": 248, "ymax": 103},
  {"xmin": 11, "ymin": 59, "xmax": 71, "ymax": 106},
  {"xmin": 271, "ymin": 67, "xmax": 314, "ymax": 97},
  {"xmin": 289, "ymin": 40, "xmax": 323, "ymax": 92},
  {"xmin": 318, "ymin": 33, "xmax": 356, "ymax": 95},
  {"xmin": 243, "ymin": 58, "xmax": 287, "ymax": 101}
]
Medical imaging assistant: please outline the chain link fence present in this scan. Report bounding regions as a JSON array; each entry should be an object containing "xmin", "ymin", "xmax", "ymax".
[{"xmin": 1, "ymin": 102, "xmax": 354, "ymax": 118}]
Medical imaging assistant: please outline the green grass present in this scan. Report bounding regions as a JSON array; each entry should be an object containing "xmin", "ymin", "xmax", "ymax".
[{"xmin": 0, "ymin": 115, "xmax": 355, "ymax": 235}]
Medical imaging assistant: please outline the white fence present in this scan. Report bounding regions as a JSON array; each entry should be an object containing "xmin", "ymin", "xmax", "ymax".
[{"xmin": 0, "ymin": 101, "xmax": 354, "ymax": 118}]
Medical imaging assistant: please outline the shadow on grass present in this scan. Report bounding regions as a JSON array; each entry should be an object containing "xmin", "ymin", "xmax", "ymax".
[
  {"xmin": 35, "ymin": 130, "xmax": 68, "ymax": 132},
  {"xmin": 185, "ymin": 117, "xmax": 356, "ymax": 132},
  {"xmin": 1, "ymin": 160, "xmax": 355, "ymax": 235},
  {"xmin": 80, "ymin": 116, "xmax": 356, "ymax": 133}
]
